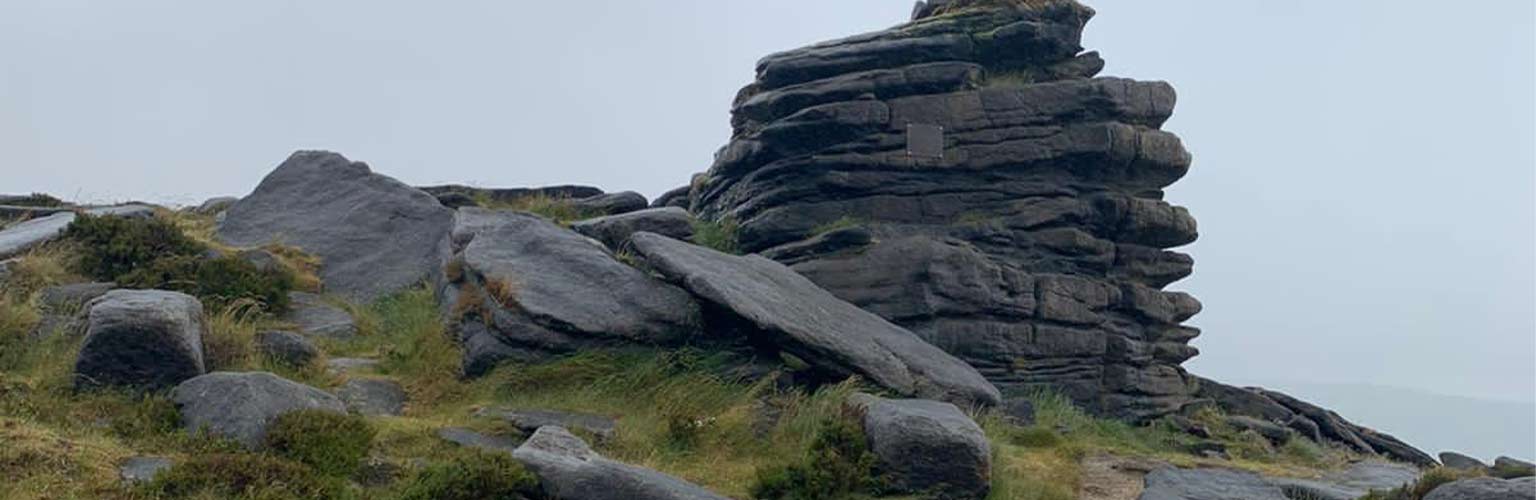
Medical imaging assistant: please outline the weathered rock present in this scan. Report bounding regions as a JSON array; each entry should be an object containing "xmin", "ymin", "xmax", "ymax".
[
  {"xmin": 850, "ymin": 393, "xmax": 991, "ymax": 498},
  {"xmin": 74, "ymin": 290, "xmax": 206, "ymax": 390},
  {"xmin": 1138, "ymin": 467, "xmax": 1289, "ymax": 500},
  {"xmin": 570, "ymin": 191, "xmax": 648, "ymax": 217},
  {"xmin": 571, "ymin": 207, "xmax": 695, "ymax": 250},
  {"xmin": 475, "ymin": 408, "xmax": 618, "ymax": 442},
  {"xmin": 437, "ymin": 427, "xmax": 519, "ymax": 455},
  {"xmin": 652, "ymin": 185, "xmax": 692, "ymax": 209},
  {"xmin": 419, "ymin": 185, "xmax": 606, "ymax": 209},
  {"xmin": 1193, "ymin": 376, "xmax": 1436, "ymax": 466},
  {"xmin": 1440, "ymin": 451, "xmax": 1488, "ymax": 470},
  {"xmin": 1225, "ymin": 415, "xmax": 1292, "ymax": 445},
  {"xmin": 0, "ymin": 205, "xmax": 155, "ymax": 259},
  {"xmin": 40, "ymin": 282, "xmax": 117, "ymax": 313},
  {"xmin": 1271, "ymin": 462, "xmax": 1420, "ymax": 500},
  {"xmin": 441, "ymin": 209, "xmax": 700, "ymax": 376},
  {"xmin": 171, "ymin": 372, "xmax": 345, "ymax": 449},
  {"xmin": 1424, "ymin": 477, "xmax": 1536, "ymax": 500},
  {"xmin": 1496, "ymin": 457, "xmax": 1536, "ymax": 477},
  {"xmin": 630, "ymin": 232, "xmax": 1000, "ymax": 407},
  {"xmin": 218, "ymin": 151, "xmax": 453, "ymax": 301},
  {"xmin": 513, "ymin": 426, "xmax": 729, "ymax": 500},
  {"xmin": 192, "ymin": 196, "xmax": 239, "ymax": 215},
  {"xmin": 1002, "ymin": 398, "xmax": 1036, "ymax": 427},
  {"xmin": 682, "ymin": 1, "xmax": 1201, "ymax": 421},
  {"xmin": 326, "ymin": 357, "xmax": 380, "ymax": 376},
  {"xmin": 255, "ymin": 330, "xmax": 319, "ymax": 367},
  {"xmin": 281, "ymin": 292, "xmax": 357, "ymax": 339},
  {"xmin": 119, "ymin": 456, "xmax": 173, "ymax": 484},
  {"xmin": 337, "ymin": 378, "xmax": 407, "ymax": 417}
]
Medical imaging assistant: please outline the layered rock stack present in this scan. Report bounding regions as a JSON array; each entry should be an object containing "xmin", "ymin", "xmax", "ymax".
[{"xmin": 685, "ymin": 0, "xmax": 1201, "ymax": 420}]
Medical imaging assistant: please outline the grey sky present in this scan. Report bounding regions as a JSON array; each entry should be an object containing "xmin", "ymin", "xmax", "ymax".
[{"xmin": 3, "ymin": 0, "xmax": 1532, "ymax": 413}]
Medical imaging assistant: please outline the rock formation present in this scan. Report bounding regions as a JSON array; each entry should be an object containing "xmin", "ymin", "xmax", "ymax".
[
  {"xmin": 74, "ymin": 289, "xmax": 206, "ymax": 390},
  {"xmin": 683, "ymin": 0, "xmax": 1199, "ymax": 420},
  {"xmin": 171, "ymin": 371, "xmax": 347, "ymax": 449},
  {"xmin": 218, "ymin": 151, "xmax": 454, "ymax": 301}
]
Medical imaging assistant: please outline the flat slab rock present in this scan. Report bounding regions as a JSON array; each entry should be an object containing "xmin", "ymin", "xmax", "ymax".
[
  {"xmin": 474, "ymin": 407, "xmax": 617, "ymax": 442},
  {"xmin": 337, "ymin": 378, "xmax": 407, "ymax": 417},
  {"xmin": 75, "ymin": 289, "xmax": 206, "ymax": 390},
  {"xmin": 171, "ymin": 372, "xmax": 345, "ymax": 449},
  {"xmin": 513, "ymin": 426, "xmax": 728, "ymax": 500},
  {"xmin": 850, "ymin": 393, "xmax": 991, "ymax": 498},
  {"xmin": 282, "ymin": 292, "xmax": 357, "ymax": 339},
  {"xmin": 0, "ymin": 205, "xmax": 155, "ymax": 259},
  {"xmin": 628, "ymin": 232, "xmax": 1000, "ymax": 407},
  {"xmin": 217, "ymin": 151, "xmax": 453, "ymax": 301},
  {"xmin": 1424, "ymin": 477, "xmax": 1536, "ymax": 500},
  {"xmin": 1138, "ymin": 461, "xmax": 1420, "ymax": 500}
]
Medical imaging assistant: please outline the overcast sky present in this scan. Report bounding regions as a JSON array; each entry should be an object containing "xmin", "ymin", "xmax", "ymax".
[{"xmin": 3, "ymin": 0, "xmax": 1532, "ymax": 410}]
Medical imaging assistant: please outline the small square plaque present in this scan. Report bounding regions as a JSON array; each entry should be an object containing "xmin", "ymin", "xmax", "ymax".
[{"xmin": 906, "ymin": 123, "xmax": 944, "ymax": 160}]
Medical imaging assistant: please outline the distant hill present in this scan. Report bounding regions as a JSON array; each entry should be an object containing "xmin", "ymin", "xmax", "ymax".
[{"xmin": 1254, "ymin": 380, "xmax": 1536, "ymax": 462}]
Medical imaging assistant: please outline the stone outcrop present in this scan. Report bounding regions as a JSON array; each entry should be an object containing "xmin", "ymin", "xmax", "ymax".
[
  {"xmin": 0, "ymin": 205, "xmax": 155, "ymax": 260},
  {"xmin": 630, "ymin": 232, "xmax": 1000, "ymax": 407},
  {"xmin": 683, "ymin": 0, "xmax": 1200, "ymax": 420},
  {"xmin": 337, "ymin": 378, "xmax": 407, "ymax": 417},
  {"xmin": 849, "ymin": 393, "xmax": 991, "ymax": 498},
  {"xmin": 512, "ymin": 426, "xmax": 729, "ymax": 500},
  {"xmin": 171, "ymin": 372, "xmax": 346, "ymax": 449},
  {"xmin": 218, "ymin": 151, "xmax": 454, "ymax": 301},
  {"xmin": 1194, "ymin": 376, "xmax": 1436, "ymax": 466},
  {"xmin": 74, "ymin": 290, "xmax": 206, "ymax": 390},
  {"xmin": 1138, "ymin": 462, "xmax": 1419, "ymax": 500},
  {"xmin": 571, "ymin": 207, "xmax": 695, "ymax": 250},
  {"xmin": 1424, "ymin": 477, "xmax": 1535, "ymax": 500},
  {"xmin": 441, "ymin": 209, "xmax": 701, "ymax": 376}
]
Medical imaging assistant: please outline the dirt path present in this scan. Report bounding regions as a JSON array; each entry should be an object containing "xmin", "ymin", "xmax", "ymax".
[{"xmin": 1078, "ymin": 454, "xmax": 1166, "ymax": 500}]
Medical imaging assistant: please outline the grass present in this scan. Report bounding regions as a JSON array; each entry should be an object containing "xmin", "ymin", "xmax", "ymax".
[
  {"xmin": 692, "ymin": 217, "xmax": 741, "ymax": 254},
  {"xmin": 1358, "ymin": 467, "xmax": 1484, "ymax": 500},
  {"xmin": 474, "ymin": 192, "xmax": 600, "ymax": 225}
]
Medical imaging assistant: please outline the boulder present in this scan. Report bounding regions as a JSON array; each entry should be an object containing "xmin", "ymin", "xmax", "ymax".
[
  {"xmin": 281, "ymin": 292, "xmax": 357, "ymax": 339},
  {"xmin": 1138, "ymin": 468, "xmax": 1290, "ymax": 500},
  {"xmin": 255, "ymin": 330, "xmax": 318, "ymax": 367},
  {"xmin": 217, "ymin": 151, "xmax": 453, "ymax": 301},
  {"xmin": 441, "ymin": 210, "xmax": 700, "ymax": 375},
  {"xmin": 438, "ymin": 427, "xmax": 519, "ymax": 455},
  {"xmin": 1424, "ymin": 477, "xmax": 1535, "ymax": 500},
  {"xmin": 570, "ymin": 191, "xmax": 648, "ymax": 217},
  {"xmin": 172, "ymin": 372, "xmax": 345, "ymax": 449},
  {"xmin": 474, "ymin": 408, "xmax": 618, "ymax": 442},
  {"xmin": 629, "ymin": 232, "xmax": 1000, "ymax": 407},
  {"xmin": 1271, "ymin": 462, "xmax": 1420, "ymax": 500},
  {"xmin": 849, "ymin": 393, "xmax": 991, "ymax": 498},
  {"xmin": 686, "ymin": 0, "xmax": 1199, "ymax": 421},
  {"xmin": 337, "ymin": 378, "xmax": 407, "ymax": 417},
  {"xmin": 1496, "ymin": 457, "xmax": 1536, "ymax": 478},
  {"xmin": 74, "ymin": 290, "xmax": 206, "ymax": 390},
  {"xmin": 652, "ymin": 185, "xmax": 691, "ymax": 209},
  {"xmin": 512, "ymin": 426, "xmax": 729, "ymax": 500},
  {"xmin": 1440, "ymin": 451, "xmax": 1488, "ymax": 470},
  {"xmin": 571, "ymin": 207, "xmax": 695, "ymax": 250}
]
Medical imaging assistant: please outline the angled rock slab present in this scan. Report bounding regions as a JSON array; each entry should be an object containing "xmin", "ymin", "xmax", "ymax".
[
  {"xmin": 849, "ymin": 393, "xmax": 991, "ymax": 499},
  {"xmin": 570, "ymin": 191, "xmax": 648, "ymax": 217},
  {"xmin": 218, "ymin": 151, "xmax": 453, "ymax": 301},
  {"xmin": 444, "ymin": 210, "xmax": 700, "ymax": 373},
  {"xmin": 437, "ymin": 427, "xmax": 519, "ymax": 455},
  {"xmin": 171, "ymin": 372, "xmax": 345, "ymax": 449},
  {"xmin": 571, "ymin": 207, "xmax": 695, "ymax": 250},
  {"xmin": 74, "ymin": 290, "xmax": 206, "ymax": 390},
  {"xmin": 513, "ymin": 426, "xmax": 729, "ymax": 500},
  {"xmin": 282, "ymin": 292, "xmax": 357, "ymax": 339},
  {"xmin": 1439, "ymin": 451, "xmax": 1487, "ymax": 470},
  {"xmin": 337, "ymin": 378, "xmax": 407, "ymax": 417},
  {"xmin": 628, "ymin": 232, "xmax": 1001, "ymax": 407},
  {"xmin": 0, "ymin": 205, "xmax": 154, "ymax": 259},
  {"xmin": 1138, "ymin": 468, "xmax": 1290, "ymax": 500}
]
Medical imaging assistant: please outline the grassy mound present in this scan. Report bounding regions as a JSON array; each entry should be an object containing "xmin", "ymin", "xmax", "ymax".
[{"xmin": 265, "ymin": 410, "xmax": 376, "ymax": 478}]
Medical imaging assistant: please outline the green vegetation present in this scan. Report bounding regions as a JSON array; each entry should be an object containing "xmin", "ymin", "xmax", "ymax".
[
  {"xmin": 62, "ymin": 213, "xmax": 298, "ymax": 313},
  {"xmin": 2, "ymin": 193, "xmax": 66, "ymax": 207},
  {"xmin": 1358, "ymin": 467, "xmax": 1483, "ymax": 500},
  {"xmin": 692, "ymin": 217, "xmax": 741, "ymax": 254},
  {"xmin": 475, "ymin": 192, "xmax": 599, "ymax": 225},
  {"xmin": 392, "ymin": 450, "xmax": 541, "ymax": 500},
  {"xmin": 137, "ymin": 453, "xmax": 354, "ymax": 500},
  {"xmin": 751, "ymin": 405, "xmax": 883, "ymax": 500},
  {"xmin": 265, "ymin": 410, "xmax": 376, "ymax": 477}
]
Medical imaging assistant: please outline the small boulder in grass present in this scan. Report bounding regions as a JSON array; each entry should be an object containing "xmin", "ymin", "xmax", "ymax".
[
  {"xmin": 848, "ymin": 393, "xmax": 992, "ymax": 499},
  {"xmin": 171, "ymin": 372, "xmax": 346, "ymax": 449},
  {"xmin": 74, "ymin": 290, "xmax": 206, "ymax": 391}
]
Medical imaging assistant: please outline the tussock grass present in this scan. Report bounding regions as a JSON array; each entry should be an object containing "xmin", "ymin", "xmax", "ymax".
[
  {"xmin": 475, "ymin": 192, "xmax": 599, "ymax": 224},
  {"xmin": 692, "ymin": 217, "xmax": 742, "ymax": 254}
]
